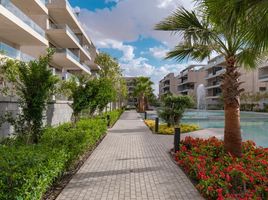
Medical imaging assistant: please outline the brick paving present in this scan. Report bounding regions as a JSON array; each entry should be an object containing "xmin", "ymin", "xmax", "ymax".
[{"xmin": 57, "ymin": 111, "xmax": 203, "ymax": 200}]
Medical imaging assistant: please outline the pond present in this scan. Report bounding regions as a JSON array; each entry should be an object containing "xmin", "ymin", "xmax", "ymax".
[{"xmin": 144, "ymin": 110, "xmax": 268, "ymax": 148}]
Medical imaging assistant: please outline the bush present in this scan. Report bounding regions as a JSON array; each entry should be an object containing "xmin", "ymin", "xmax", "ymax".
[
  {"xmin": 144, "ymin": 120, "xmax": 199, "ymax": 134},
  {"xmin": 175, "ymin": 137, "xmax": 268, "ymax": 200},
  {"xmin": 0, "ymin": 117, "xmax": 107, "ymax": 200},
  {"xmin": 102, "ymin": 109, "xmax": 124, "ymax": 127}
]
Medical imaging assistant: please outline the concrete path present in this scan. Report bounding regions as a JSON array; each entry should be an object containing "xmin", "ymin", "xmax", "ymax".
[{"xmin": 57, "ymin": 111, "xmax": 203, "ymax": 200}]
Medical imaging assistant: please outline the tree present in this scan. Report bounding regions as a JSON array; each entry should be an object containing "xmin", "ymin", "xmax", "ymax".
[
  {"xmin": 95, "ymin": 52, "xmax": 127, "ymax": 109},
  {"xmin": 61, "ymin": 75, "xmax": 99, "ymax": 123},
  {"xmin": 96, "ymin": 78, "xmax": 117, "ymax": 113},
  {"xmin": 155, "ymin": 1, "xmax": 268, "ymax": 157},
  {"xmin": 0, "ymin": 49, "xmax": 58, "ymax": 143},
  {"xmin": 133, "ymin": 77, "xmax": 154, "ymax": 112},
  {"xmin": 158, "ymin": 95, "xmax": 193, "ymax": 127}
]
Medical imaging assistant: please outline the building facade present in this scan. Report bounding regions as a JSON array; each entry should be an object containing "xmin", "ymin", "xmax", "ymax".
[
  {"xmin": 124, "ymin": 77, "xmax": 138, "ymax": 107},
  {"xmin": 0, "ymin": 0, "xmax": 100, "ymax": 135},
  {"xmin": 177, "ymin": 65, "xmax": 206, "ymax": 96},
  {"xmin": 159, "ymin": 73, "xmax": 178, "ymax": 98},
  {"xmin": 205, "ymin": 55, "xmax": 268, "ymax": 108}
]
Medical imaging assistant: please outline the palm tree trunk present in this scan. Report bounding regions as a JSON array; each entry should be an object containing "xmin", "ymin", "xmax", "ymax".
[
  {"xmin": 222, "ymin": 56, "xmax": 243, "ymax": 157},
  {"xmin": 138, "ymin": 94, "xmax": 145, "ymax": 112}
]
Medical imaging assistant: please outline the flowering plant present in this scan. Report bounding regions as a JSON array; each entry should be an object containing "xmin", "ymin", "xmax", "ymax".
[
  {"xmin": 175, "ymin": 137, "xmax": 268, "ymax": 200},
  {"xmin": 144, "ymin": 120, "xmax": 199, "ymax": 134}
]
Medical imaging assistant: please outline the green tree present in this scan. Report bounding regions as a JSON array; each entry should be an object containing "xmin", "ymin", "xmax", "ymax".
[
  {"xmin": 133, "ymin": 77, "xmax": 154, "ymax": 112},
  {"xmin": 158, "ymin": 95, "xmax": 193, "ymax": 127},
  {"xmin": 155, "ymin": 1, "xmax": 268, "ymax": 157},
  {"xmin": 96, "ymin": 78, "xmax": 117, "ymax": 113},
  {"xmin": 95, "ymin": 52, "xmax": 127, "ymax": 109},
  {"xmin": 61, "ymin": 75, "xmax": 99, "ymax": 123},
  {"xmin": 0, "ymin": 49, "xmax": 58, "ymax": 143}
]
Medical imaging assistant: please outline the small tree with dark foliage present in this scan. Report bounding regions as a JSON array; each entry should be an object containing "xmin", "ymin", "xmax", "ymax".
[{"xmin": 158, "ymin": 95, "xmax": 193, "ymax": 127}]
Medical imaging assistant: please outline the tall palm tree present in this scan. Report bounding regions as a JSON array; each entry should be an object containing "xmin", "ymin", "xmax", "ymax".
[
  {"xmin": 134, "ymin": 77, "xmax": 154, "ymax": 112},
  {"xmin": 155, "ymin": 1, "xmax": 268, "ymax": 157}
]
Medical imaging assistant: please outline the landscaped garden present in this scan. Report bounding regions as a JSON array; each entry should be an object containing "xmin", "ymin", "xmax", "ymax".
[
  {"xmin": 175, "ymin": 137, "xmax": 268, "ymax": 200},
  {"xmin": 0, "ymin": 109, "xmax": 123, "ymax": 200},
  {"xmin": 0, "ymin": 50, "xmax": 126, "ymax": 199}
]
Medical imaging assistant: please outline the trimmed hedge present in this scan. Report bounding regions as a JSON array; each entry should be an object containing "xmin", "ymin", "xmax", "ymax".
[{"xmin": 0, "ymin": 110, "xmax": 123, "ymax": 200}]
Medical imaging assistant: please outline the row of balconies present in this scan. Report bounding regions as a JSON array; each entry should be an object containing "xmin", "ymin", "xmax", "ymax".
[{"xmin": 0, "ymin": 0, "xmax": 99, "ymax": 74}]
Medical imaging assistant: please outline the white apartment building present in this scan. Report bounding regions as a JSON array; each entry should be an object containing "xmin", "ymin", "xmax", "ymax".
[{"xmin": 0, "ymin": 0, "xmax": 100, "ymax": 135}]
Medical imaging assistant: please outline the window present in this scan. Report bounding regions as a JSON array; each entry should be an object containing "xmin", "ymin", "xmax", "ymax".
[{"xmin": 259, "ymin": 87, "xmax": 266, "ymax": 92}]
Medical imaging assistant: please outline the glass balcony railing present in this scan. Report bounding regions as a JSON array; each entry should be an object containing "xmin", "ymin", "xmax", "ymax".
[
  {"xmin": 0, "ymin": 42, "xmax": 34, "ymax": 62},
  {"xmin": 66, "ymin": 49, "xmax": 80, "ymax": 63},
  {"xmin": 0, "ymin": 0, "xmax": 45, "ymax": 37},
  {"xmin": 46, "ymin": 0, "xmax": 79, "ymax": 19},
  {"xmin": 55, "ymin": 49, "xmax": 80, "ymax": 63},
  {"xmin": 49, "ymin": 24, "xmax": 80, "ymax": 44}
]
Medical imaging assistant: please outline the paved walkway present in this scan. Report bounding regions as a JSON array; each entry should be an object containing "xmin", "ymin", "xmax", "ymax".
[{"xmin": 57, "ymin": 111, "xmax": 203, "ymax": 200}]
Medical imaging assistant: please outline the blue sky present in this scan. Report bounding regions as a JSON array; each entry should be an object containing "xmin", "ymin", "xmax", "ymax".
[{"xmin": 69, "ymin": 0, "xmax": 196, "ymax": 94}]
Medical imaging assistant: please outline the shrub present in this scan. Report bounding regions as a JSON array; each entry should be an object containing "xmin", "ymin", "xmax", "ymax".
[
  {"xmin": 102, "ymin": 109, "xmax": 124, "ymax": 127},
  {"xmin": 0, "ymin": 117, "xmax": 107, "ymax": 200},
  {"xmin": 175, "ymin": 137, "xmax": 268, "ymax": 200},
  {"xmin": 144, "ymin": 120, "xmax": 199, "ymax": 134}
]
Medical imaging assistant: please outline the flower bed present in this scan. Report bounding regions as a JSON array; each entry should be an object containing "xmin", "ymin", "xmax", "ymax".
[
  {"xmin": 144, "ymin": 119, "xmax": 199, "ymax": 134},
  {"xmin": 175, "ymin": 137, "xmax": 268, "ymax": 200}
]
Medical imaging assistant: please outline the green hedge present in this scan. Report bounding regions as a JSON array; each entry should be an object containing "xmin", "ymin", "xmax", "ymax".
[
  {"xmin": 0, "ymin": 117, "xmax": 108, "ymax": 200},
  {"xmin": 102, "ymin": 108, "xmax": 124, "ymax": 127}
]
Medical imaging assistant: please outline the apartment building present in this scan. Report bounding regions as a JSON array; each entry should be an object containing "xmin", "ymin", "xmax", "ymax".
[
  {"xmin": 205, "ymin": 55, "xmax": 268, "ymax": 108},
  {"xmin": 124, "ymin": 77, "xmax": 138, "ymax": 107},
  {"xmin": 159, "ymin": 73, "xmax": 178, "ymax": 98},
  {"xmin": 0, "ymin": 0, "xmax": 100, "ymax": 135},
  {"xmin": 177, "ymin": 65, "xmax": 206, "ymax": 96},
  {"xmin": 259, "ymin": 62, "xmax": 268, "ymax": 83}
]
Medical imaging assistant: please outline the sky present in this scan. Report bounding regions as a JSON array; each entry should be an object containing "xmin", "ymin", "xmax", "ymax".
[{"xmin": 69, "ymin": 0, "xmax": 199, "ymax": 94}]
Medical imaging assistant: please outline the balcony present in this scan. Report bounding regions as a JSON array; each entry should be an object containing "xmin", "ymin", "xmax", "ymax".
[
  {"xmin": 259, "ymin": 65, "xmax": 268, "ymax": 82},
  {"xmin": 47, "ymin": 24, "xmax": 81, "ymax": 47},
  {"xmin": 46, "ymin": 0, "xmax": 82, "ymax": 34},
  {"xmin": 206, "ymin": 55, "xmax": 225, "ymax": 69},
  {"xmin": 0, "ymin": 0, "xmax": 47, "ymax": 45},
  {"xmin": 205, "ymin": 69, "xmax": 226, "ymax": 80},
  {"xmin": 259, "ymin": 74, "xmax": 268, "ymax": 82},
  {"xmin": 51, "ymin": 49, "xmax": 91, "ymax": 74},
  {"xmin": 0, "ymin": 42, "xmax": 35, "ymax": 62},
  {"xmin": 206, "ymin": 83, "xmax": 221, "ymax": 90},
  {"xmin": 11, "ymin": 0, "xmax": 48, "ymax": 15}
]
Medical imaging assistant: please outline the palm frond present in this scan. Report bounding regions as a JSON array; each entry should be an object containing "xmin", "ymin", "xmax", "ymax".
[
  {"xmin": 155, "ymin": 7, "xmax": 214, "ymax": 44},
  {"xmin": 166, "ymin": 43, "xmax": 213, "ymax": 62}
]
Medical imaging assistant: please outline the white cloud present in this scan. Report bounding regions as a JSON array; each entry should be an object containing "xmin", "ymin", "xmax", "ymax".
[
  {"xmin": 149, "ymin": 46, "xmax": 169, "ymax": 59},
  {"xmin": 76, "ymin": 0, "xmax": 197, "ymax": 95},
  {"xmin": 98, "ymin": 39, "xmax": 135, "ymax": 61},
  {"xmin": 78, "ymin": 0, "xmax": 195, "ymax": 48}
]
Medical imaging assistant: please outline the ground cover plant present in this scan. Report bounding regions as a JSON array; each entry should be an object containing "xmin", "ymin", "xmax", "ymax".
[
  {"xmin": 0, "ymin": 110, "xmax": 123, "ymax": 200},
  {"xmin": 144, "ymin": 119, "xmax": 199, "ymax": 134},
  {"xmin": 175, "ymin": 137, "xmax": 268, "ymax": 200}
]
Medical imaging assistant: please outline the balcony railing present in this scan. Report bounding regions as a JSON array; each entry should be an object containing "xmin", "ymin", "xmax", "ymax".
[
  {"xmin": 259, "ymin": 74, "xmax": 268, "ymax": 80},
  {"xmin": 0, "ymin": 0, "xmax": 45, "ymax": 37},
  {"xmin": 49, "ymin": 24, "xmax": 80, "ymax": 44},
  {"xmin": 0, "ymin": 42, "xmax": 34, "ymax": 62},
  {"xmin": 46, "ymin": 0, "xmax": 79, "ymax": 19},
  {"xmin": 55, "ymin": 48, "xmax": 80, "ymax": 63}
]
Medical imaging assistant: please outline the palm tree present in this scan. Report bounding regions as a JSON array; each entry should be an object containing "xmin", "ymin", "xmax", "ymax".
[
  {"xmin": 155, "ymin": 1, "xmax": 268, "ymax": 157},
  {"xmin": 133, "ymin": 77, "xmax": 154, "ymax": 112}
]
